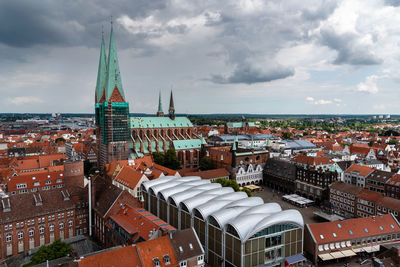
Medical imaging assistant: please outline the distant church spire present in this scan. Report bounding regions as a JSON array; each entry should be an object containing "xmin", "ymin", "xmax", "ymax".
[
  {"xmin": 156, "ymin": 91, "xmax": 164, "ymax": 117},
  {"xmin": 168, "ymin": 90, "xmax": 175, "ymax": 120},
  {"xmin": 95, "ymin": 32, "xmax": 107, "ymax": 103},
  {"xmin": 105, "ymin": 22, "xmax": 125, "ymax": 102}
]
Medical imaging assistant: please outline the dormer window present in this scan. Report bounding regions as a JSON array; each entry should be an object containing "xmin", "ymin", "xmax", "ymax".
[
  {"xmin": 152, "ymin": 257, "xmax": 160, "ymax": 267},
  {"xmin": 163, "ymin": 255, "xmax": 170, "ymax": 265}
]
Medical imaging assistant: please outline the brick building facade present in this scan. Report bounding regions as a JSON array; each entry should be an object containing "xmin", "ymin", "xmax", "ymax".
[{"xmin": 0, "ymin": 189, "xmax": 76, "ymax": 259}]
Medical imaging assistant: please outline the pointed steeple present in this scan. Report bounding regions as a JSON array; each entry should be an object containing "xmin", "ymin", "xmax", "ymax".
[
  {"xmin": 105, "ymin": 23, "xmax": 125, "ymax": 102},
  {"xmin": 156, "ymin": 91, "xmax": 164, "ymax": 117},
  {"xmin": 95, "ymin": 34, "xmax": 107, "ymax": 103},
  {"xmin": 168, "ymin": 90, "xmax": 175, "ymax": 120},
  {"xmin": 232, "ymin": 136, "xmax": 237, "ymax": 151}
]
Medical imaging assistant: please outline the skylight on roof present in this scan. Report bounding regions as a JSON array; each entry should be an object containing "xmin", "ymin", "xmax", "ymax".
[
  {"xmin": 320, "ymin": 234, "xmax": 324, "ymax": 240},
  {"xmin": 391, "ymin": 224, "xmax": 395, "ymax": 229},
  {"xmin": 364, "ymin": 228, "xmax": 368, "ymax": 233},
  {"xmin": 332, "ymin": 233, "xmax": 337, "ymax": 237},
  {"xmin": 349, "ymin": 230, "xmax": 353, "ymax": 235},
  {"xmin": 379, "ymin": 226, "xmax": 384, "ymax": 231},
  {"xmin": 337, "ymin": 223, "xmax": 342, "ymax": 228}
]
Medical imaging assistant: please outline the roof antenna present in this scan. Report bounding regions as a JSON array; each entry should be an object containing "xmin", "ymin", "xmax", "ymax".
[{"xmin": 101, "ymin": 25, "xmax": 104, "ymax": 39}]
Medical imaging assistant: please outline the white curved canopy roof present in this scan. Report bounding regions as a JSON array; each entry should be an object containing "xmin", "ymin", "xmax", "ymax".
[
  {"xmin": 180, "ymin": 187, "xmax": 234, "ymax": 213},
  {"xmin": 149, "ymin": 180, "xmax": 183, "ymax": 196},
  {"xmin": 168, "ymin": 183, "xmax": 220, "ymax": 206},
  {"xmin": 194, "ymin": 192, "xmax": 247, "ymax": 220},
  {"xmin": 208, "ymin": 198, "xmax": 268, "ymax": 229},
  {"xmin": 227, "ymin": 209, "xmax": 304, "ymax": 242},
  {"xmin": 141, "ymin": 176, "xmax": 176, "ymax": 192},
  {"xmin": 158, "ymin": 180, "xmax": 209, "ymax": 200}
]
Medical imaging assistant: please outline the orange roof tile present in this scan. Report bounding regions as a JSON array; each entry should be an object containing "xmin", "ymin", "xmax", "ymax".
[
  {"xmin": 345, "ymin": 164, "xmax": 374, "ymax": 177},
  {"xmin": 308, "ymin": 214, "xmax": 400, "ymax": 244},
  {"xmin": 114, "ymin": 166, "xmax": 146, "ymax": 189},
  {"xmin": 78, "ymin": 245, "xmax": 142, "ymax": 267},
  {"xmin": 136, "ymin": 235, "xmax": 178, "ymax": 267}
]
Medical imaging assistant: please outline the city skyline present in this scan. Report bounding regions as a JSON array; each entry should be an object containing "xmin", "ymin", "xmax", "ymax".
[{"xmin": 1, "ymin": 0, "xmax": 400, "ymax": 114}]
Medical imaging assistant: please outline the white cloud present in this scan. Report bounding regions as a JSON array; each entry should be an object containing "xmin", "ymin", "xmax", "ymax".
[
  {"xmin": 7, "ymin": 96, "xmax": 44, "ymax": 106},
  {"xmin": 333, "ymin": 98, "xmax": 342, "ymax": 102},
  {"xmin": 314, "ymin": 99, "xmax": 332, "ymax": 105},
  {"xmin": 306, "ymin": 97, "xmax": 334, "ymax": 105},
  {"xmin": 357, "ymin": 75, "xmax": 379, "ymax": 94}
]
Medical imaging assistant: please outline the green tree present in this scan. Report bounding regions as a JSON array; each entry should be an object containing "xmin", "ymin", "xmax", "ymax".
[
  {"xmin": 83, "ymin": 160, "xmax": 97, "ymax": 176},
  {"xmin": 199, "ymin": 157, "xmax": 213, "ymax": 171},
  {"xmin": 164, "ymin": 148, "xmax": 181, "ymax": 170},
  {"xmin": 212, "ymin": 178, "xmax": 251, "ymax": 196},
  {"xmin": 152, "ymin": 152, "xmax": 165, "ymax": 165},
  {"xmin": 368, "ymin": 140, "xmax": 374, "ymax": 147},
  {"xmin": 282, "ymin": 132, "xmax": 293, "ymax": 139},
  {"xmin": 55, "ymin": 137, "xmax": 66, "ymax": 143},
  {"xmin": 25, "ymin": 239, "xmax": 72, "ymax": 266}
]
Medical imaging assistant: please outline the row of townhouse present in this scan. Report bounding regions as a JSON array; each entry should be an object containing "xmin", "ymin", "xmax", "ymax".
[{"xmin": 330, "ymin": 181, "xmax": 400, "ymax": 220}]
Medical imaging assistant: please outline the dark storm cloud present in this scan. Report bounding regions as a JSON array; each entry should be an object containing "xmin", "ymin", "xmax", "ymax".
[
  {"xmin": 211, "ymin": 64, "xmax": 294, "ymax": 85},
  {"xmin": 319, "ymin": 27, "xmax": 383, "ymax": 65},
  {"xmin": 0, "ymin": 0, "xmax": 166, "ymax": 49}
]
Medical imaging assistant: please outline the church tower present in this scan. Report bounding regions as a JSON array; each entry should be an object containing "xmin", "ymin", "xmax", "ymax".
[
  {"xmin": 168, "ymin": 90, "xmax": 175, "ymax": 120},
  {"xmin": 95, "ymin": 24, "xmax": 130, "ymax": 169},
  {"xmin": 156, "ymin": 91, "xmax": 164, "ymax": 117}
]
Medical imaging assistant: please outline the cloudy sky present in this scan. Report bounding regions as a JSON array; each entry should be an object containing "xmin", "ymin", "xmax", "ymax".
[{"xmin": 1, "ymin": 0, "xmax": 400, "ymax": 114}]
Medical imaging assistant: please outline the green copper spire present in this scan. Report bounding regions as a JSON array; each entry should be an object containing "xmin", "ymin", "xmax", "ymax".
[
  {"xmin": 232, "ymin": 136, "xmax": 237, "ymax": 151},
  {"xmin": 95, "ymin": 35, "xmax": 107, "ymax": 102},
  {"xmin": 105, "ymin": 24, "xmax": 125, "ymax": 102},
  {"xmin": 156, "ymin": 91, "xmax": 164, "ymax": 116}
]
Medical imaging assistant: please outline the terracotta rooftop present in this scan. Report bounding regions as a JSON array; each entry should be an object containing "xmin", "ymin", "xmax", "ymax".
[
  {"xmin": 183, "ymin": 168, "xmax": 229, "ymax": 180},
  {"xmin": 345, "ymin": 164, "xmax": 374, "ymax": 176},
  {"xmin": 307, "ymin": 214, "xmax": 400, "ymax": 244},
  {"xmin": 136, "ymin": 235, "xmax": 178, "ymax": 267},
  {"xmin": 330, "ymin": 181, "xmax": 363, "ymax": 196},
  {"xmin": 114, "ymin": 166, "xmax": 145, "ymax": 189},
  {"xmin": 77, "ymin": 245, "xmax": 141, "ymax": 267},
  {"xmin": 292, "ymin": 155, "xmax": 334, "ymax": 165}
]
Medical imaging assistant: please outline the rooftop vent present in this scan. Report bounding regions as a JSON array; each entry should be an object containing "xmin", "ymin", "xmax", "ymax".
[
  {"xmin": 189, "ymin": 243, "xmax": 193, "ymax": 250},
  {"xmin": 179, "ymin": 246, "xmax": 183, "ymax": 253}
]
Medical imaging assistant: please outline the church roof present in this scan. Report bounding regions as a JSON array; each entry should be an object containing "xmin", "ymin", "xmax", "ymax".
[
  {"xmin": 173, "ymin": 139, "xmax": 202, "ymax": 150},
  {"xmin": 130, "ymin": 116, "xmax": 193, "ymax": 129}
]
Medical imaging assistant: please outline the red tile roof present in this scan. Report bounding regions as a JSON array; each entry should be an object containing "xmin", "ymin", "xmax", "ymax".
[
  {"xmin": 77, "ymin": 245, "xmax": 142, "ymax": 267},
  {"xmin": 292, "ymin": 155, "xmax": 334, "ymax": 165},
  {"xmin": 7, "ymin": 170, "xmax": 64, "ymax": 191},
  {"xmin": 308, "ymin": 214, "xmax": 400, "ymax": 244},
  {"xmin": 136, "ymin": 235, "xmax": 178, "ymax": 267},
  {"xmin": 109, "ymin": 206, "xmax": 175, "ymax": 241},
  {"xmin": 183, "ymin": 168, "xmax": 229, "ymax": 180},
  {"xmin": 114, "ymin": 166, "xmax": 146, "ymax": 189},
  {"xmin": 345, "ymin": 164, "xmax": 374, "ymax": 177}
]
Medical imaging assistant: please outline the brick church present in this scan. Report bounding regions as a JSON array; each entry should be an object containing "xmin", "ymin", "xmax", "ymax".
[{"xmin": 94, "ymin": 27, "xmax": 204, "ymax": 170}]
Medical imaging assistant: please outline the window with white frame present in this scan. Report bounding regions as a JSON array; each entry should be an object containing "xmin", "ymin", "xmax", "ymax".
[
  {"xmin": 59, "ymin": 222, "xmax": 64, "ymax": 229},
  {"xmin": 18, "ymin": 231, "xmax": 23, "ymax": 239},
  {"xmin": 29, "ymin": 228, "xmax": 34, "ymax": 237},
  {"xmin": 6, "ymin": 234, "xmax": 11, "ymax": 242},
  {"xmin": 39, "ymin": 226, "xmax": 44, "ymax": 234},
  {"xmin": 69, "ymin": 220, "xmax": 73, "ymax": 227},
  {"xmin": 49, "ymin": 224, "xmax": 54, "ymax": 232}
]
